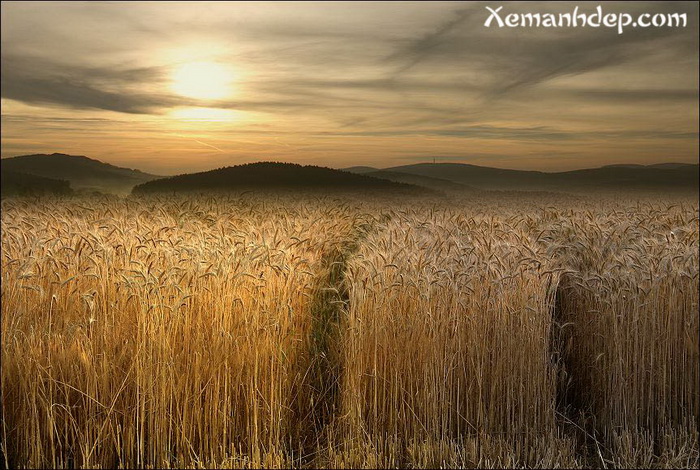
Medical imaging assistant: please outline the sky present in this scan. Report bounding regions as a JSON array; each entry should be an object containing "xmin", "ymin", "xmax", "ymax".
[{"xmin": 1, "ymin": 1, "xmax": 698, "ymax": 175}]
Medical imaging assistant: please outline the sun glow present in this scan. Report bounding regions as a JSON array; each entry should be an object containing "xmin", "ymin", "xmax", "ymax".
[
  {"xmin": 170, "ymin": 107, "xmax": 243, "ymax": 122},
  {"xmin": 171, "ymin": 62, "xmax": 235, "ymax": 100}
]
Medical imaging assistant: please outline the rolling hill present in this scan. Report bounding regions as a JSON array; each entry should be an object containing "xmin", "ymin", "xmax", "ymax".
[
  {"xmin": 132, "ymin": 162, "xmax": 434, "ymax": 195},
  {"xmin": 374, "ymin": 162, "xmax": 699, "ymax": 191},
  {"xmin": 547, "ymin": 164, "xmax": 699, "ymax": 190},
  {"xmin": 1, "ymin": 153, "xmax": 160, "ymax": 194},
  {"xmin": 380, "ymin": 163, "xmax": 549, "ymax": 190}
]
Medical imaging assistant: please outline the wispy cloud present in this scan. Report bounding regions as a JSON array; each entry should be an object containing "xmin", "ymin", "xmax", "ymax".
[
  {"xmin": 385, "ymin": 5, "xmax": 481, "ymax": 76},
  {"xmin": 0, "ymin": 54, "xmax": 189, "ymax": 113}
]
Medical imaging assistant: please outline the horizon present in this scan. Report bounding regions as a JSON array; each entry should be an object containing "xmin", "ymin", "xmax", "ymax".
[
  {"xmin": 2, "ymin": 151, "xmax": 698, "ymax": 177},
  {"xmin": 1, "ymin": 1, "xmax": 699, "ymax": 175}
]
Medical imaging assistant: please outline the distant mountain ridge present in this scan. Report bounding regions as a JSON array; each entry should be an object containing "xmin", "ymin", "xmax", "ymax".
[
  {"xmin": 346, "ymin": 162, "xmax": 699, "ymax": 191},
  {"xmin": 1, "ymin": 153, "xmax": 160, "ymax": 194},
  {"xmin": 2, "ymin": 152, "xmax": 695, "ymax": 196},
  {"xmin": 602, "ymin": 162, "xmax": 695, "ymax": 170},
  {"xmin": 132, "ymin": 162, "xmax": 435, "ymax": 195}
]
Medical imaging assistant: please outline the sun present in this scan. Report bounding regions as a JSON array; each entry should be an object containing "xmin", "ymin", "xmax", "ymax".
[{"xmin": 171, "ymin": 61, "xmax": 234, "ymax": 100}]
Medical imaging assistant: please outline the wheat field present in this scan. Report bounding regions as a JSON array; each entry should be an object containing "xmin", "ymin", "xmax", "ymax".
[{"xmin": 1, "ymin": 192, "xmax": 698, "ymax": 468}]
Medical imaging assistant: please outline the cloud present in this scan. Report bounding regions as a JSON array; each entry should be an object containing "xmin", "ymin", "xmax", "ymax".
[
  {"xmin": 0, "ymin": 54, "xmax": 189, "ymax": 113},
  {"xmin": 0, "ymin": 2, "xmax": 697, "ymax": 171},
  {"xmin": 486, "ymin": 29, "xmax": 695, "ymax": 97},
  {"xmin": 303, "ymin": 123, "xmax": 698, "ymax": 142},
  {"xmin": 570, "ymin": 88, "xmax": 699, "ymax": 102},
  {"xmin": 381, "ymin": 1, "xmax": 699, "ymax": 100},
  {"xmin": 385, "ymin": 5, "xmax": 482, "ymax": 76},
  {"xmin": 3, "ymin": 2, "xmax": 696, "ymax": 117}
]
